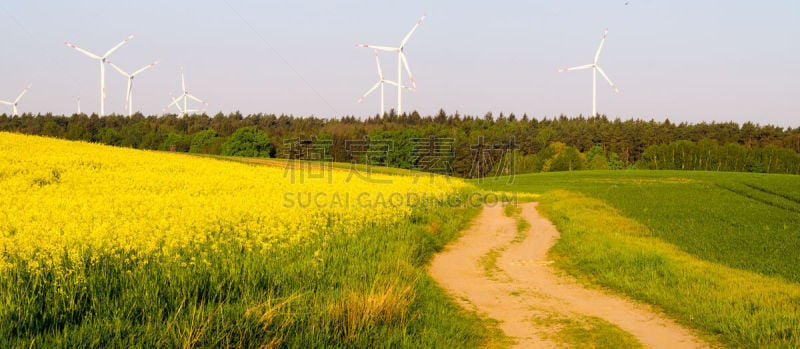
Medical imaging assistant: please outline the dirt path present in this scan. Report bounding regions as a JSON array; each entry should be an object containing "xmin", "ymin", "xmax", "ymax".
[{"xmin": 428, "ymin": 203, "xmax": 709, "ymax": 348}]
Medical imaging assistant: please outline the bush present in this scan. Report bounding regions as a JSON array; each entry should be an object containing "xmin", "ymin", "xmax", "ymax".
[
  {"xmin": 189, "ymin": 129, "xmax": 219, "ymax": 154},
  {"xmin": 96, "ymin": 127, "xmax": 121, "ymax": 146},
  {"xmin": 160, "ymin": 133, "xmax": 189, "ymax": 152},
  {"xmin": 608, "ymin": 152, "xmax": 625, "ymax": 170},
  {"xmin": 221, "ymin": 126, "xmax": 273, "ymax": 158},
  {"xmin": 550, "ymin": 146, "xmax": 585, "ymax": 171},
  {"xmin": 586, "ymin": 146, "xmax": 610, "ymax": 170}
]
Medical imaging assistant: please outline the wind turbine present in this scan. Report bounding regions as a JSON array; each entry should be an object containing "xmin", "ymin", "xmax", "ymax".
[
  {"xmin": 77, "ymin": 95, "xmax": 81, "ymax": 114},
  {"xmin": 163, "ymin": 92, "xmax": 203, "ymax": 118},
  {"xmin": 107, "ymin": 60, "xmax": 159, "ymax": 117},
  {"xmin": 356, "ymin": 14, "xmax": 426, "ymax": 115},
  {"xmin": 357, "ymin": 50, "xmax": 410, "ymax": 116},
  {"xmin": 0, "ymin": 84, "xmax": 31, "ymax": 116},
  {"xmin": 559, "ymin": 28, "xmax": 620, "ymax": 117},
  {"xmin": 65, "ymin": 34, "xmax": 135, "ymax": 117},
  {"xmin": 162, "ymin": 66, "xmax": 207, "ymax": 117}
]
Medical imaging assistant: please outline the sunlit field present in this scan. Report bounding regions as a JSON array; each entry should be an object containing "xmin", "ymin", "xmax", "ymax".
[
  {"xmin": 0, "ymin": 132, "xmax": 498, "ymax": 347},
  {"xmin": 0, "ymin": 132, "xmax": 462, "ymax": 274},
  {"xmin": 480, "ymin": 171, "xmax": 800, "ymax": 347},
  {"xmin": 4, "ymin": 131, "xmax": 800, "ymax": 347}
]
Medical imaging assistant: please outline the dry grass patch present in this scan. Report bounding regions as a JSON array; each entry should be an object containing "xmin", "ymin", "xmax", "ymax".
[{"xmin": 329, "ymin": 280, "xmax": 416, "ymax": 342}]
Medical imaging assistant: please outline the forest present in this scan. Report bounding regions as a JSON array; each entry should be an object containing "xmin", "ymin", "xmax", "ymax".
[{"xmin": 2, "ymin": 109, "xmax": 799, "ymax": 177}]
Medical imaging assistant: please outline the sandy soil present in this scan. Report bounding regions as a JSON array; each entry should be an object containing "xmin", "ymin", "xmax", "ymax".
[{"xmin": 428, "ymin": 203, "xmax": 709, "ymax": 348}]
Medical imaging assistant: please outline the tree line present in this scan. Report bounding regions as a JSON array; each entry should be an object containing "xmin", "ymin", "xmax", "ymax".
[{"xmin": 2, "ymin": 110, "xmax": 799, "ymax": 176}]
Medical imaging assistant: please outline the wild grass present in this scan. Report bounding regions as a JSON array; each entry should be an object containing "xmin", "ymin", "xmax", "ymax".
[
  {"xmin": 479, "ymin": 248, "xmax": 504, "ymax": 281},
  {"xmin": 512, "ymin": 217, "xmax": 530, "ymax": 244},
  {"xmin": 1, "ymin": 197, "xmax": 504, "ymax": 348},
  {"xmin": 530, "ymin": 312, "xmax": 644, "ymax": 349},
  {"xmin": 478, "ymin": 170, "xmax": 800, "ymax": 347},
  {"xmin": 502, "ymin": 202, "xmax": 520, "ymax": 217},
  {"xmin": 478, "ymin": 170, "xmax": 800, "ymax": 283},
  {"xmin": 537, "ymin": 190, "xmax": 800, "ymax": 347}
]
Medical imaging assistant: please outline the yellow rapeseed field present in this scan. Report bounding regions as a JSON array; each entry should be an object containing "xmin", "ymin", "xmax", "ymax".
[{"xmin": 0, "ymin": 132, "xmax": 464, "ymax": 274}]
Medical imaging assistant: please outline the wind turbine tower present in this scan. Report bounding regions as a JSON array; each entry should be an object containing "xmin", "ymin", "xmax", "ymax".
[
  {"xmin": 0, "ymin": 84, "xmax": 32, "ymax": 116},
  {"xmin": 357, "ymin": 14, "xmax": 426, "ymax": 115},
  {"xmin": 107, "ymin": 60, "xmax": 159, "ymax": 117},
  {"xmin": 163, "ymin": 67, "xmax": 208, "ymax": 117},
  {"xmin": 65, "ymin": 34, "xmax": 135, "ymax": 117},
  {"xmin": 559, "ymin": 28, "xmax": 620, "ymax": 117},
  {"xmin": 357, "ymin": 50, "xmax": 409, "ymax": 116}
]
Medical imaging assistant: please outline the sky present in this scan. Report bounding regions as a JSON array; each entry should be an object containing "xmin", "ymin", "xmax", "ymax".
[{"xmin": 0, "ymin": 1, "xmax": 798, "ymax": 127}]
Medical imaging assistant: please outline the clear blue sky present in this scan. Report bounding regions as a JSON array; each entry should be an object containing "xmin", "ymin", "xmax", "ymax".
[{"xmin": 0, "ymin": 1, "xmax": 798, "ymax": 126}]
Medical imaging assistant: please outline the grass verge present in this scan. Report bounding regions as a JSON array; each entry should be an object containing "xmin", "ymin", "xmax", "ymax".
[
  {"xmin": 530, "ymin": 312, "xmax": 643, "ymax": 349},
  {"xmin": 538, "ymin": 190, "xmax": 800, "ymax": 347}
]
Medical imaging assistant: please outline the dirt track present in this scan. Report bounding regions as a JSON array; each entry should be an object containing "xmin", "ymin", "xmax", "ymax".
[{"xmin": 428, "ymin": 203, "xmax": 709, "ymax": 348}]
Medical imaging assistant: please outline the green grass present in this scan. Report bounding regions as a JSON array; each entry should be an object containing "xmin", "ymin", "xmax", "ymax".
[
  {"xmin": 1, "ymin": 197, "xmax": 505, "ymax": 348},
  {"xmin": 512, "ymin": 217, "xmax": 530, "ymax": 244},
  {"xmin": 502, "ymin": 203, "xmax": 519, "ymax": 217},
  {"xmin": 531, "ymin": 312, "xmax": 644, "ymax": 349},
  {"xmin": 537, "ymin": 190, "xmax": 800, "ymax": 347},
  {"xmin": 479, "ymin": 171, "xmax": 800, "ymax": 347},
  {"xmin": 479, "ymin": 249, "xmax": 504, "ymax": 280},
  {"xmin": 479, "ymin": 170, "xmax": 800, "ymax": 283}
]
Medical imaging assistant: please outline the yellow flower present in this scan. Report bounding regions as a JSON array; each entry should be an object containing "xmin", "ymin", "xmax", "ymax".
[{"xmin": 0, "ymin": 132, "xmax": 465, "ymax": 275}]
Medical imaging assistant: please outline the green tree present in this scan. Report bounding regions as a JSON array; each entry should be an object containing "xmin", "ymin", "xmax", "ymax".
[
  {"xmin": 119, "ymin": 124, "xmax": 144, "ymax": 148},
  {"xmin": 189, "ymin": 129, "xmax": 219, "ymax": 153},
  {"xmin": 221, "ymin": 126, "xmax": 273, "ymax": 158},
  {"xmin": 42, "ymin": 120, "xmax": 63, "ymax": 138},
  {"xmin": 585, "ymin": 145, "xmax": 610, "ymax": 170},
  {"xmin": 550, "ymin": 146, "xmax": 585, "ymax": 171},
  {"xmin": 96, "ymin": 127, "xmax": 121, "ymax": 146},
  {"xmin": 608, "ymin": 152, "xmax": 625, "ymax": 170},
  {"xmin": 367, "ymin": 129, "xmax": 422, "ymax": 169},
  {"xmin": 160, "ymin": 133, "xmax": 189, "ymax": 152}
]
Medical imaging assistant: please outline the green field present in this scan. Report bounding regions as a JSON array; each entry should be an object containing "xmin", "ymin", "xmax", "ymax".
[
  {"xmin": 7, "ymin": 134, "xmax": 800, "ymax": 347},
  {"xmin": 479, "ymin": 170, "xmax": 800, "ymax": 347},
  {"xmin": 480, "ymin": 170, "xmax": 800, "ymax": 282}
]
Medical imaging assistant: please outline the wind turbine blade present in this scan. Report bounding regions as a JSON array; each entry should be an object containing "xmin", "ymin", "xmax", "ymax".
[
  {"xmin": 0, "ymin": 101, "xmax": 12, "ymax": 106},
  {"xmin": 181, "ymin": 66, "xmax": 186, "ymax": 93},
  {"xmin": 594, "ymin": 28, "xmax": 608, "ymax": 64},
  {"xmin": 103, "ymin": 33, "xmax": 135, "ymax": 57},
  {"xmin": 187, "ymin": 94, "xmax": 208, "ymax": 105},
  {"xmin": 357, "ymin": 81, "xmax": 381, "ymax": 103},
  {"xmin": 132, "ymin": 61, "xmax": 158, "ymax": 76},
  {"xmin": 400, "ymin": 13, "xmax": 427, "ymax": 47},
  {"xmin": 106, "ymin": 60, "xmax": 129, "ymax": 77},
  {"xmin": 164, "ymin": 94, "xmax": 181, "ymax": 110},
  {"xmin": 558, "ymin": 64, "xmax": 594, "ymax": 73},
  {"xmin": 383, "ymin": 81, "xmax": 414, "ymax": 91},
  {"xmin": 356, "ymin": 44, "xmax": 399, "ymax": 52},
  {"xmin": 373, "ymin": 50, "xmax": 384, "ymax": 80},
  {"xmin": 596, "ymin": 66, "xmax": 620, "ymax": 94},
  {"xmin": 165, "ymin": 103, "xmax": 183, "ymax": 114},
  {"xmin": 173, "ymin": 100, "xmax": 184, "ymax": 113},
  {"xmin": 400, "ymin": 53, "xmax": 417, "ymax": 91},
  {"xmin": 14, "ymin": 84, "xmax": 32, "ymax": 103},
  {"xmin": 65, "ymin": 42, "xmax": 101, "ymax": 60}
]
